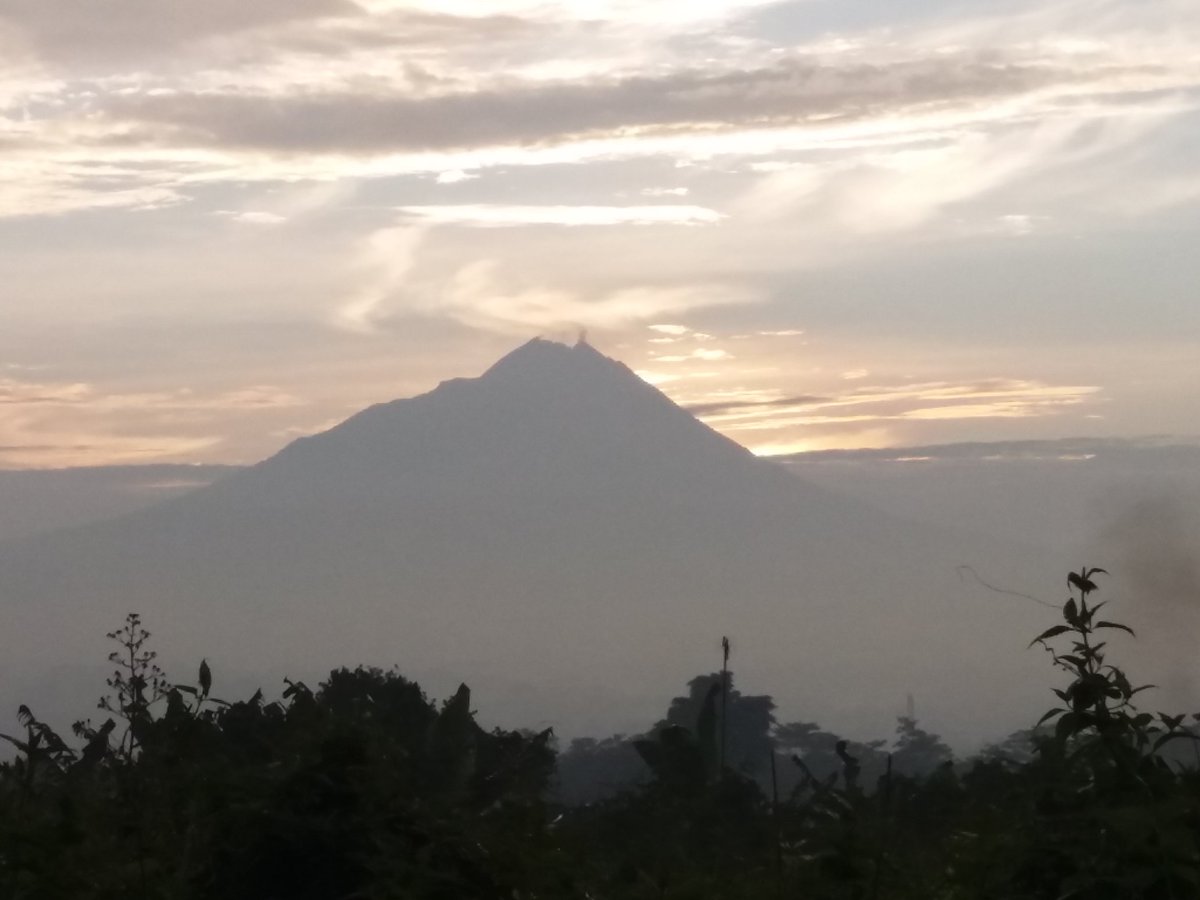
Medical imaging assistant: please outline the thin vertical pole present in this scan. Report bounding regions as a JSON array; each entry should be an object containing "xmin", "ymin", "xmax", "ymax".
[
  {"xmin": 770, "ymin": 741, "xmax": 782, "ymax": 897},
  {"xmin": 720, "ymin": 636, "xmax": 730, "ymax": 772}
]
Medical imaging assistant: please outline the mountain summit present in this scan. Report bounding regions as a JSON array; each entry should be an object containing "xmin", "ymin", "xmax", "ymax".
[
  {"xmin": 201, "ymin": 337, "xmax": 775, "ymax": 509},
  {"xmin": 1, "ymin": 340, "xmax": 1054, "ymax": 742},
  {"xmin": 480, "ymin": 336, "xmax": 629, "ymax": 383}
]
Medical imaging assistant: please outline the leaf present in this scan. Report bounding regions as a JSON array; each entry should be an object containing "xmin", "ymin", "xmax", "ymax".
[
  {"xmin": 0, "ymin": 733, "xmax": 30, "ymax": 754},
  {"xmin": 1153, "ymin": 731, "xmax": 1200, "ymax": 752},
  {"xmin": 198, "ymin": 659, "xmax": 212, "ymax": 696},
  {"xmin": 633, "ymin": 739, "xmax": 663, "ymax": 771},
  {"xmin": 1036, "ymin": 707, "xmax": 1066, "ymax": 727},
  {"xmin": 81, "ymin": 719, "xmax": 115, "ymax": 765},
  {"xmin": 1029, "ymin": 625, "xmax": 1071, "ymax": 647},
  {"xmin": 1095, "ymin": 621, "xmax": 1136, "ymax": 637},
  {"xmin": 1063, "ymin": 598, "xmax": 1079, "ymax": 623},
  {"xmin": 165, "ymin": 689, "xmax": 188, "ymax": 718},
  {"xmin": 1056, "ymin": 712, "xmax": 1085, "ymax": 744},
  {"xmin": 282, "ymin": 678, "xmax": 311, "ymax": 700},
  {"xmin": 1068, "ymin": 571, "xmax": 1098, "ymax": 594},
  {"xmin": 1159, "ymin": 712, "xmax": 1185, "ymax": 730},
  {"xmin": 1112, "ymin": 670, "xmax": 1132, "ymax": 699}
]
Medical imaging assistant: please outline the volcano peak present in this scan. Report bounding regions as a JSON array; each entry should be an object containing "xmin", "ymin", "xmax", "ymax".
[{"xmin": 479, "ymin": 337, "xmax": 626, "ymax": 385}]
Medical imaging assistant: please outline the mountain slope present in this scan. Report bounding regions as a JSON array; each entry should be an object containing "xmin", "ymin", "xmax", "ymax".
[
  {"xmin": 198, "ymin": 338, "xmax": 793, "ymax": 506},
  {"xmin": 0, "ymin": 340, "xmax": 1060, "ymax": 744}
]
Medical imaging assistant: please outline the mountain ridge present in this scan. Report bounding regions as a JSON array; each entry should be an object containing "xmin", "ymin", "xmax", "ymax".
[{"xmin": 0, "ymin": 339, "xmax": 1059, "ymax": 745}]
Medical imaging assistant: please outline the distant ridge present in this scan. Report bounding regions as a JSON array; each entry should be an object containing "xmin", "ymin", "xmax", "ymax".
[
  {"xmin": 0, "ymin": 340, "xmax": 1058, "ymax": 744},
  {"xmin": 0, "ymin": 464, "xmax": 236, "ymax": 544}
]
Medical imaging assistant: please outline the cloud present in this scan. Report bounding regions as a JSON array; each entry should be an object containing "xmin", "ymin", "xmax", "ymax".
[
  {"xmin": 687, "ymin": 378, "xmax": 1102, "ymax": 433},
  {"xmin": 0, "ymin": 175, "xmax": 186, "ymax": 220},
  {"xmin": 397, "ymin": 204, "xmax": 722, "ymax": 227},
  {"xmin": 435, "ymin": 169, "xmax": 479, "ymax": 184},
  {"xmin": 732, "ymin": 105, "xmax": 1181, "ymax": 235},
  {"xmin": 335, "ymin": 225, "xmax": 427, "ymax": 334},
  {"xmin": 653, "ymin": 348, "xmax": 733, "ymax": 363},
  {"xmin": 221, "ymin": 210, "xmax": 287, "ymax": 225},
  {"xmin": 334, "ymin": 220, "xmax": 756, "ymax": 336},
  {"xmin": 0, "ymin": 376, "xmax": 304, "ymax": 467},
  {"xmin": 427, "ymin": 262, "xmax": 752, "ymax": 333},
  {"xmin": 99, "ymin": 56, "xmax": 1127, "ymax": 155},
  {"xmin": 0, "ymin": 377, "xmax": 302, "ymax": 412},
  {"xmin": 270, "ymin": 8, "xmax": 547, "ymax": 65},
  {"xmin": 3, "ymin": 2, "xmax": 1195, "ymax": 225},
  {"xmin": 685, "ymin": 394, "xmax": 826, "ymax": 416},
  {"xmin": 774, "ymin": 436, "xmax": 1200, "ymax": 464},
  {"xmin": 0, "ymin": 435, "xmax": 220, "ymax": 469},
  {"xmin": 0, "ymin": 378, "xmax": 91, "ymax": 405},
  {"xmin": 0, "ymin": 0, "xmax": 360, "ymax": 66},
  {"xmin": 0, "ymin": 0, "xmax": 1195, "ymax": 470}
]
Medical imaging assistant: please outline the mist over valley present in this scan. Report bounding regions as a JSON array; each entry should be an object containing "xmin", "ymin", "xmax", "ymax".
[{"xmin": 3, "ymin": 340, "xmax": 1195, "ymax": 753}]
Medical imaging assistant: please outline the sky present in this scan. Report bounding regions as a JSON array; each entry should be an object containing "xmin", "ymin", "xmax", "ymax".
[{"xmin": 1, "ymin": 0, "xmax": 1198, "ymax": 467}]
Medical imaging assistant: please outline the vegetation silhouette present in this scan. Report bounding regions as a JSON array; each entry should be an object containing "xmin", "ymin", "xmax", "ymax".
[{"xmin": 4, "ymin": 569, "xmax": 1200, "ymax": 898}]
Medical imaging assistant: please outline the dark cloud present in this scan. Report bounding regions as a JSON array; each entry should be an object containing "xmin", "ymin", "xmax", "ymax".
[
  {"xmin": 102, "ymin": 57, "xmax": 1114, "ymax": 154},
  {"xmin": 686, "ymin": 394, "xmax": 826, "ymax": 416},
  {"xmin": 0, "ymin": 0, "xmax": 360, "ymax": 64},
  {"xmin": 276, "ymin": 9, "xmax": 545, "ymax": 56}
]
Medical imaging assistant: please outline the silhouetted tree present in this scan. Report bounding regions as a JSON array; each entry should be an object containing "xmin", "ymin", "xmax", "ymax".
[{"xmin": 657, "ymin": 672, "xmax": 775, "ymax": 783}]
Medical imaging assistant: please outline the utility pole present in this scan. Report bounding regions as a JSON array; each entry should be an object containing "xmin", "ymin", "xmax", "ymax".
[{"xmin": 720, "ymin": 635, "xmax": 730, "ymax": 773}]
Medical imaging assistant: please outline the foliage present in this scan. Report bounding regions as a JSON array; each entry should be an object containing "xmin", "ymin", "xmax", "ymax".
[
  {"xmin": 555, "ymin": 733, "xmax": 648, "ymax": 805},
  {"xmin": 656, "ymin": 671, "xmax": 776, "ymax": 783},
  {"xmin": 4, "ymin": 567, "xmax": 1200, "ymax": 898},
  {"xmin": 0, "ymin": 632, "xmax": 557, "ymax": 899}
]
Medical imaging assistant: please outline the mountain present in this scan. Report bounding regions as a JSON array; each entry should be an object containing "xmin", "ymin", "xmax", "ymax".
[
  {"xmin": 198, "ymin": 337, "xmax": 795, "ymax": 507},
  {"xmin": 0, "ymin": 339, "xmax": 1063, "ymax": 744}
]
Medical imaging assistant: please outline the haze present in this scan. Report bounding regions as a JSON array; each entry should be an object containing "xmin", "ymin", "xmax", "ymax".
[{"xmin": 1, "ymin": 1, "xmax": 1198, "ymax": 753}]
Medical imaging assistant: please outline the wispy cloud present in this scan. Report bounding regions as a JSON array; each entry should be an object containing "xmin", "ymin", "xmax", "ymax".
[
  {"xmin": 397, "ymin": 204, "xmax": 722, "ymax": 227},
  {"xmin": 98, "ymin": 56, "xmax": 1099, "ymax": 153},
  {"xmin": 335, "ymin": 225, "xmax": 427, "ymax": 333},
  {"xmin": 220, "ymin": 210, "xmax": 287, "ymax": 226},
  {"xmin": 0, "ymin": 376, "xmax": 304, "ymax": 467},
  {"xmin": 426, "ymin": 262, "xmax": 752, "ymax": 333},
  {"xmin": 672, "ymin": 376, "xmax": 1103, "ymax": 453}
]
